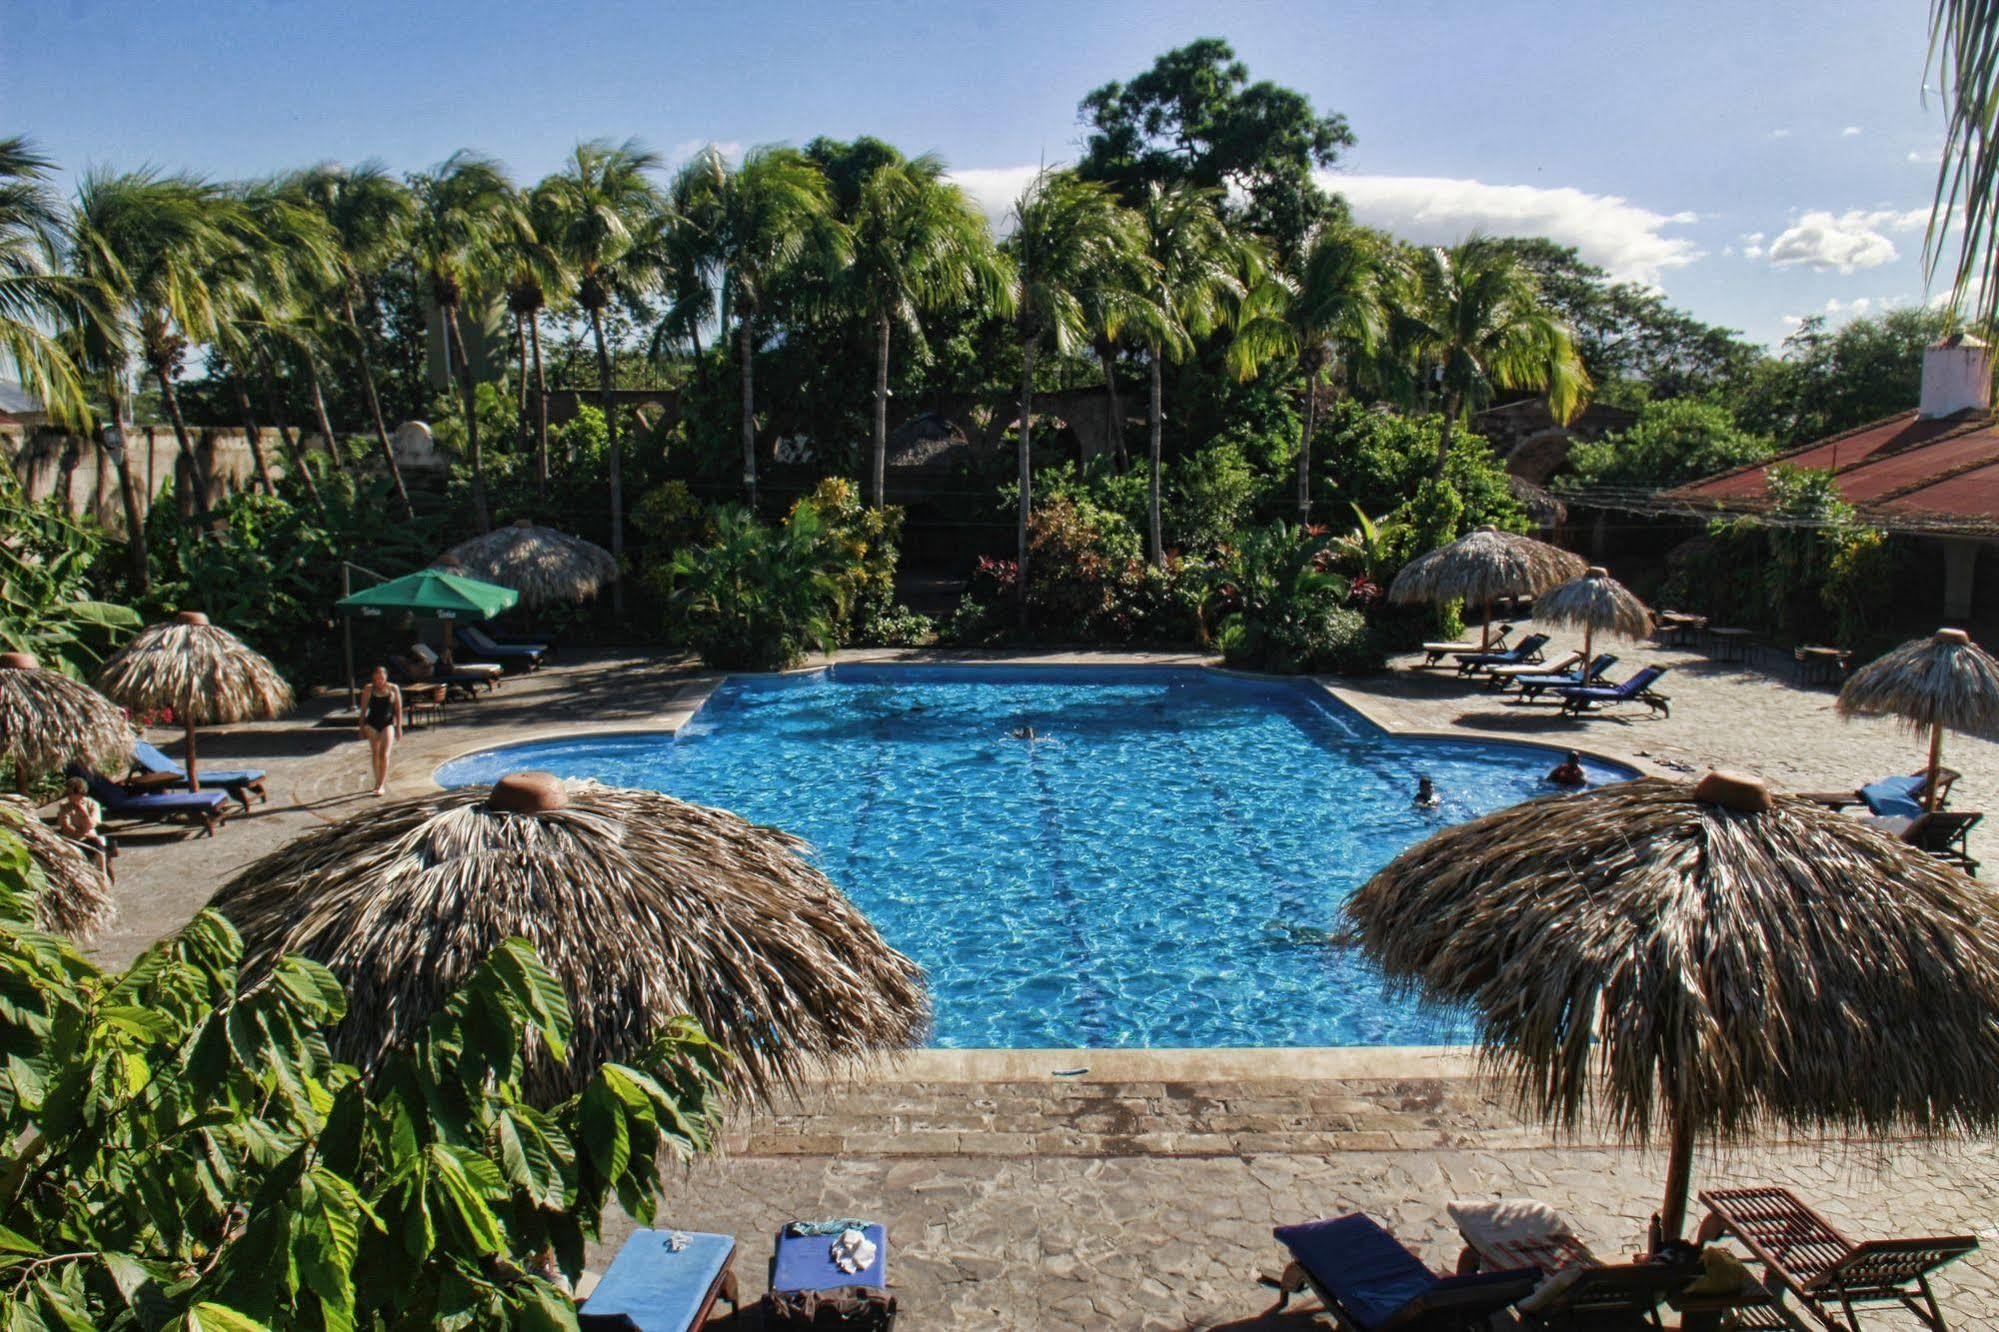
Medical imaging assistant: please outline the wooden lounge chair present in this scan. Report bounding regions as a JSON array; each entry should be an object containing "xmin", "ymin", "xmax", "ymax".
[
  {"xmin": 1508, "ymin": 654, "xmax": 1620, "ymax": 701},
  {"xmin": 1453, "ymin": 633, "xmax": 1552, "ymax": 676},
  {"xmin": 1264, "ymin": 1213, "xmax": 1537, "ymax": 1330},
  {"xmin": 1697, "ymin": 1186, "xmax": 1977, "ymax": 1332},
  {"xmin": 127, "ymin": 739, "xmax": 266, "ymax": 810},
  {"xmin": 1485, "ymin": 650, "xmax": 1583, "ymax": 692},
  {"xmin": 766, "ymin": 1222, "xmax": 895, "ymax": 1329},
  {"xmin": 1864, "ymin": 810, "xmax": 1982, "ymax": 875},
  {"xmin": 1797, "ymin": 769, "xmax": 1959, "ymax": 816},
  {"xmin": 1417, "ymin": 624, "xmax": 1513, "ymax": 669},
  {"xmin": 579, "ymin": 1228, "xmax": 739, "ymax": 1330},
  {"xmin": 1446, "ymin": 1199, "xmax": 1709, "ymax": 1330},
  {"xmin": 68, "ymin": 764, "xmax": 228, "ymax": 837},
  {"xmin": 457, "ymin": 623, "xmax": 548, "ymax": 674},
  {"xmin": 1557, "ymin": 666, "xmax": 1671, "ymax": 719}
]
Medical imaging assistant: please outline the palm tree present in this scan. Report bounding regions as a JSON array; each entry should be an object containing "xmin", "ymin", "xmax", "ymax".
[
  {"xmin": 1135, "ymin": 183, "xmax": 1250, "ymax": 564},
  {"xmin": 674, "ymin": 145, "xmax": 840, "ymax": 510},
  {"xmin": 68, "ymin": 170, "xmax": 240, "ymax": 523},
  {"xmin": 537, "ymin": 139, "xmax": 664, "ymax": 608},
  {"xmin": 840, "ymin": 152, "xmax": 1008, "ymax": 507},
  {"xmin": 1230, "ymin": 224, "xmax": 1390, "ymax": 524},
  {"xmin": 1077, "ymin": 225, "xmax": 1153, "ymax": 475},
  {"xmin": 496, "ymin": 181, "xmax": 570, "ymax": 500},
  {"xmin": 410, "ymin": 152, "xmax": 520, "ymax": 531},
  {"xmin": 286, "ymin": 163, "xmax": 416, "ymax": 519},
  {"xmin": 1401, "ymin": 238, "xmax": 1589, "ymax": 476},
  {"xmin": 0, "ymin": 137, "xmax": 89, "ymax": 427},
  {"xmin": 1928, "ymin": 1, "xmax": 1999, "ymax": 324},
  {"xmin": 1004, "ymin": 169, "xmax": 1141, "ymax": 618}
]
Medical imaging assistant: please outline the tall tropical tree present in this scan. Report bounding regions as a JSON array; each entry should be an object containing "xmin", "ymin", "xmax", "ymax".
[
  {"xmin": 538, "ymin": 139, "xmax": 664, "ymax": 609},
  {"xmin": 1401, "ymin": 238, "xmax": 1590, "ymax": 476},
  {"xmin": 287, "ymin": 163, "xmax": 417, "ymax": 518},
  {"xmin": 1078, "ymin": 222, "xmax": 1153, "ymax": 474},
  {"xmin": 840, "ymin": 152, "xmax": 1009, "ymax": 507},
  {"xmin": 68, "ymin": 170, "xmax": 240, "ymax": 524},
  {"xmin": 410, "ymin": 152, "xmax": 520, "ymax": 531},
  {"xmin": 1230, "ymin": 224, "xmax": 1390, "ymax": 524},
  {"xmin": 1005, "ymin": 169, "xmax": 1141, "ymax": 618},
  {"xmin": 674, "ymin": 145, "xmax": 840, "ymax": 510},
  {"xmin": 1929, "ymin": 0, "xmax": 1999, "ymax": 324},
  {"xmin": 0, "ymin": 137, "xmax": 89, "ymax": 427},
  {"xmin": 1135, "ymin": 183, "xmax": 1250, "ymax": 564},
  {"xmin": 497, "ymin": 182, "xmax": 570, "ymax": 500}
]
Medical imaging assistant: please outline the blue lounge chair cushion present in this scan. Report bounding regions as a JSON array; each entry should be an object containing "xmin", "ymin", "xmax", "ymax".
[
  {"xmin": 580, "ymin": 1229, "xmax": 733, "ymax": 1331},
  {"xmin": 1559, "ymin": 666, "xmax": 1667, "ymax": 703},
  {"xmin": 1861, "ymin": 773, "xmax": 1927, "ymax": 819},
  {"xmin": 76, "ymin": 768, "xmax": 226, "ymax": 815},
  {"xmin": 772, "ymin": 1223, "xmax": 887, "ymax": 1293},
  {"xmin": 131, "ymin": 740, "xmax": 264, "ymax": 790},
  {"xmin": 1275, "ymin": 1214, "xmax": 1437, "ymax": 1328},
  {"xmin": 1456, "ymin": 634, "xmax": 1550, "ymax": 668},
  {"xmin": 464, "ymin": 626, "xmax": 550, "ymax": 655}
]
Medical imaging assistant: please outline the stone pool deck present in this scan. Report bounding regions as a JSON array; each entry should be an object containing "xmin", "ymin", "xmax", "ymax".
[{"xmin": 87, "ymin": 641, "xmax": 1999, "ymax": 1328}]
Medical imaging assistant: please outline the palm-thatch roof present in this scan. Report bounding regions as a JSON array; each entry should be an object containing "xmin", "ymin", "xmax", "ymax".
[
  {"xmin": 0, "ymin": 796, "xmax": 114, "ymax": 941},
  {"xmin": 0, "ymin": 653, "xmax": 132, "ymax": 785},
  {"xmin": 94, "ymin": 612, "xmax": 293, "ymax": 727},
  {"xmin": 1534, "ymin": 565, "xmax": 1651, "ymax": 660},
  {"xmin": 1388, "ymin": 525, "xmax": 1586, "ymax": 610},
  {"xmin": 437, "ymin": 519, "xmax": 617, "ymax": 609},
  {"xmin": 1837, "ymin": 628, "xmax": 1999, "ymax": 811},
  {"xmin": 1507, "ymin": 475, "xmax": 1568, "ymax": 530},
  {"xmin": 207, "ymin": 773, "xmax": 929, "ymax": 1104},
  {"xmin": 1346, "ymin": 770, "xmax": 1999, "ymax": 1237}
]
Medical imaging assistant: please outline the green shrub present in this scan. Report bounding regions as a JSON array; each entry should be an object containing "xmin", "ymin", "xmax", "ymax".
[
  {"xmin": 662, "ymin": 506, "xmax": 838, "ymax": 670},
  {"xmin": 789, "ymin": 477, "xmax": 904, "ymax": 640},
  {"xmin": 1208, "ymin": 524, "xmax": 1381, "ymax": 674},
  {"xmin": 1565, "ymin": 397, "xmax": 1773, "ymax": 490},
  {"xmin": 1165, "ymin": 441, "xmax": 1259, "ymax": 555}
]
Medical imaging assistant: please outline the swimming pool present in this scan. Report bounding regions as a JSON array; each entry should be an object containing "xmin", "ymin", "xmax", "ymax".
[{"xmin": 436, "ymin": 665, "xmax": 1634, "ymax": 1049}]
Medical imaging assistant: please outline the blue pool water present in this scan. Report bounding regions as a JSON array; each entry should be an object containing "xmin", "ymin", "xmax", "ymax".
[{"xmin": 436, "ymin": 666, "xmax": 1633, "ymax": 1049}]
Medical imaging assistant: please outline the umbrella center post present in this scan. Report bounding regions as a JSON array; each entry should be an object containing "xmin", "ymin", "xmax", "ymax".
[
  {"xmin": 184, "ymin": 720, "xmax": 199, "ymax": 791},
  {"xmin": 1927, "ymin": 721, "xmax": 1946, "ymax": 813},
  {"xmin": 1658, "ymin": 1116, "xmax": 1696, "ymax": 1245}
]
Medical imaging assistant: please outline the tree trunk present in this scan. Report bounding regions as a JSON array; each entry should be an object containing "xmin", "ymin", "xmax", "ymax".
[
  {"xmin": 263, "ymin": 376, "xmax": 324, "ymax": 511},
  {"xmin": 590, "ymin": 305, "xmax": 624, "ymax": 617},
  {"xmin": 1017, "ymin": 337, "xmax": 1035, "ymax": 630},
  {"xmin": 739, "ymin": 317, "xmax": 758, "ymax": 510},
  {"xmin": 1097, "ymin": 338, "xmax": 1126, "ymax": 471},
  {"xmin": 445, "ymin": 304, "xmax": 489, "ymax": 531},
  {"xmin": 153, "ymin": 365, "xmax": 211, "ymax": 519},
  {"xmin": 103, "ymin": 398, "xmax": 148, "ymax": 591},
  {"xmin": 514, "ymin": 311, "xmax": 530, "ymax": 418},
  {"xmin": 231, "ymin": 378, "xmax": 277, "ymax": 497},
  {"xmin": 872, "ymin": 314, "xmax": 891, "ymax": 509},
  {"xmin": 1148, "ymin": 344, "xmax": 1165, "ymax": 568},
  {"xmin": 1296, "ymin": 359, "xmax": 1320, "ymax": 526},
  {"xmin": 530, "ymin": 316, "xmax": 550, "ymax": 499},
  {"xmin": 342, "ymin": 286, "xmax": 413, "ymax": 520},
  {"xmin": 1436, "ymin": 390, "xmax": 1460, "ymax": 479},
  {"xmin": 304, "ymin": 357, "xmax": 349, "ymax": 474}
]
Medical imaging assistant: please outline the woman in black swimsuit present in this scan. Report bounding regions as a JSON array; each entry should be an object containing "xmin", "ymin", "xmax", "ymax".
[{"xmin": 359, "ymin": 665, "xmax": 403, "ymax": 796}]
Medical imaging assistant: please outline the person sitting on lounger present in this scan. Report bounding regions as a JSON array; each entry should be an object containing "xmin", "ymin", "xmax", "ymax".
[
  {"xmin": 55, "ymin": 776, "xmax": 115, "ymax": 881},
  {"xmin": 1546, "ymin": 751, "xmax": 1587, "ymax": 788},
  {"xmin": 1414, "ymin": 775, "xmax": 1441, "ymax": 809}
]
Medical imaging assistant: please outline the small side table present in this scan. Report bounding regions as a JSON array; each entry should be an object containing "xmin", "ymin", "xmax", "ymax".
[
  {"xmin": 1794, "ymin": 645, "xmax": 1850, "ymax": 686},
  {"xmin": 1706, "ymin": 626, "xmax": 1754, "ymax": 662},
  {"xmin": 402, "ymin": 682, "xmax": 447, "ymax": 730}
]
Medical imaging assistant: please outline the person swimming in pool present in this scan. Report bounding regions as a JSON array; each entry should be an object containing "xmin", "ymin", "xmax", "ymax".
[
  {"xmin": 1010, "ymin": 725, "xmax": 1036, "ymax": 741},
  {"xmin": 1546, "ymin": 750, "xmax": 1587, "ymax": 788},
  {"xmin": 1413, "ymin": 775, "xmax": 1441, "ymax": 809}
]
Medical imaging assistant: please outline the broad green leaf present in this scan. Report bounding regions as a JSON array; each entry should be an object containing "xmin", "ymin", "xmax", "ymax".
[{"xmin": 425, "ymin": 1145, "xmax": 505, "ymax": 1255}]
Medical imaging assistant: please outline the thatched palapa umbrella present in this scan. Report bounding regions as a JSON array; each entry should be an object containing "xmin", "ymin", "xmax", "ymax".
[
  {"xmin": 0, "ymin": 652, "xmax": 133, "ymax": 792},
  {"xmin": 1837, "ymin": 627, "xmax": 1999, "ymax": 811},
  {"xmin": 1347, "ymin": 770, "xmax": 1999, "ymax": 1241},
  {"xmin": 0, "ymin": 796, "xmax": 115, "ymax": 941},
  {"xmin": 437, "ymin": 518, "xmax": 616, "ymax": 609},
  {"xmin": 208, "ymin": 772, "xmax": 929, "ymax": 1103},
  {"xmin": 1388, "ymin": 525, "xmax": 1587, "ymax": 649},
  {"xmin": 95, "ymin": 612, "xmax": 293, "ymax": 790},
  {"xmin": 1533, "ymin": 565, "xmax": 1651, "ymax": 665}
]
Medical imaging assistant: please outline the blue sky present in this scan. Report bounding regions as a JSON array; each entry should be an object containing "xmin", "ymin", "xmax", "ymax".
[{"xmin": 0, "ymin": 0, "xmax": 1952, "ymax": 346}]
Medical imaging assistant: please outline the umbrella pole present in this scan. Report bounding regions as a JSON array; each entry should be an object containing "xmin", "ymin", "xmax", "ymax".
[
  {"xmin": 442, "ymin": 620, "xmax": 455, "ymax": 672},
  {"xmin": 1480, "ymin": 602, "xmax": 1493, "ymax": 650},
  {"xmin": 342, "ymin": 563, "xmax": 356, "ymax": 716},
  {"xmin": 1582, "ymin": 623, "xmax": 1594, "ymax": 669},
  {"xmin": 1927, "ymin": 721, "xmax": 1946, "ymax": 813},
  {"xmin": 1658, "ymin": 1117, "xmax": 1695, "ymax": 1244},
  {"xmin": 184, "ymin": 721, "xmax": 199, "ymax": 791}
]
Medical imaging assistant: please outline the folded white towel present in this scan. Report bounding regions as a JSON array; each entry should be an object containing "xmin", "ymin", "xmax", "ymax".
[{"xmin": 830, "ymin": 1226, "xmax": 876, "ymax": 1275}]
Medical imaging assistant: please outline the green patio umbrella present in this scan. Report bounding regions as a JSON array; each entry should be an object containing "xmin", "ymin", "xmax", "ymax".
[{"xmin": 336, "ymin": 568, "xmax": 519, "ymax": 710}]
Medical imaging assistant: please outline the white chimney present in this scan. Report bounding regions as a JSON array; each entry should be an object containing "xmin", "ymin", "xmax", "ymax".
[{"xmin": 1918, "ymin": 333, "xmax": 1993, "ymax": 418}]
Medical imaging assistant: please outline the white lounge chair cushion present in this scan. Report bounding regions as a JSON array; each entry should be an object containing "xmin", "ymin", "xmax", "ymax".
[{"xmin": 1446, "ymin": 1198, "xmax": 1596, "ymax": 1311}]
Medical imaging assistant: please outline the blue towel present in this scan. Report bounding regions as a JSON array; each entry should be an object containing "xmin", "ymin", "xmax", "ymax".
[
  {"xmin": 772, "ymin": 1222, "xmax": 887, "ymax": 1293},
  {"xmin": 1274, "ymin": 1215, "xmax": 1437, "ymax": 1330},
  {"xmin": 1861, "ymin": 774, "xmax": 1927, "ymax": 819},
  {"xmin": 581, "ymin": 1229, "xmax": 733, "ymax": 1331}
]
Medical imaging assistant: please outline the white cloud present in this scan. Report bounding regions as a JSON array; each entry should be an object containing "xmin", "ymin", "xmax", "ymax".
[
  {"xmin": 1909, "ymin": 148, "xmax": 1940, "ymax": 164},
  {"xmin": 1841, "ymin": 126, "xmax": 1864, "ymax": 138},
  {"xmin": 948, "ymin": 166, "xmax": 1042, "ymax": 234},
  {"xmin": 666, "ymin": 138, "xmax": 744, "ymax": 166},
  {"xmin": 1823, "ymin": 296, "xmax": 1873, "ymax": 317},
  {"xmin": 1771, "ymin": 128, "xmax": 1793, "ymax": 139},
  {"xmin": 1322, "ymin": 172, "xmax": 1702, "ymax": 285},
  {"xmin": 1739, "ymin": 231, "xmax": 1767, "ymax": 260},
  {"xmin": 1764, "ymin": 207, "xmax": 1928, "ymax": 271}
]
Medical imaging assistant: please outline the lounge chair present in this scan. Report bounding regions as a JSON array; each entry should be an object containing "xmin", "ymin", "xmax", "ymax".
[
  {"xmin": 127, "ymin": 739, "xmax": 266, "ymax": 810},
  {"xmin": 1505, "ymin": 654, "xmax": 1619, "ymax": 701},
  {"xmin": 1485, "ymin": 650, "xmax": 1582, "ymax": 691},
  {"xmin": 1557, "ymin": 666, "xmax": 1671, "ymax": 718},
  {"xmin": 1697, "ymin": 1186, "xmax": 1978, "ymax": 1332},
  {"xmin": 68, "ymin": 764, "xmax": 227, "ymax": 837},
  {"xmin": 1418, "ymin": 624, "xmax": 1513, "ymax": 669},
  {"xmin": 410, "ymin": 642, "xmax": 503, "ymax": 691},
  {"xmin": 1799, "ymin": 768, "xmax": 1960, "ymax": 816},
  {"xmin": 1445, "ymin": 1200, "xmax": 1707, "ymax": 1329},
  {"xmin": 766, "ymin": 1221, "xmax": 895, "ymax": 1329},
  {"xmin": 1264, "ymin": 1213, "xmax": 1536, "ymax": 1330},
  {"xmin": 457, "ymin": 624, "xmax": 548, "ymax": 673},
  {"xmin": 579, "ymin": 1228, "xmax": 739, "ymax": 1331},
  {"xmin": 1865, "ymin": 809, "xmax": 1982, "ymax": 874},
  {"xmin": 1453, "ymin": 633, "xmax": 1552, "ymax": 676},
  {"xmin": 387, "ymin": 652, "xmax": 490, "ymax": 704}
]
